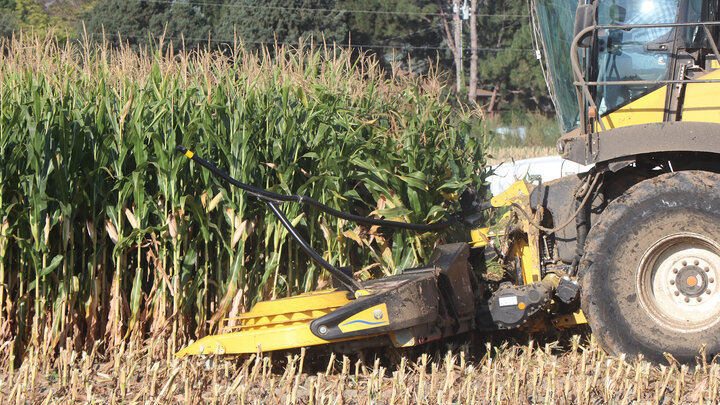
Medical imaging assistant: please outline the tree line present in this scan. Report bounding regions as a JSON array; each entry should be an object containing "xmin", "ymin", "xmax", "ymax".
[{"xmin": 0, "ymin": 0, "xmax": 551, "ymax": 113}]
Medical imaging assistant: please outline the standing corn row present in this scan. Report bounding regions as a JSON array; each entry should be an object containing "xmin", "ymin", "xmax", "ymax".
[{"xmin": 0, "ymin": 34, "xmax": 487, "ymax": 363}]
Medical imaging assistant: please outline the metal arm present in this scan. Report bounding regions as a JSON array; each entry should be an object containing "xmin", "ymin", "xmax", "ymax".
[{"xmin": 176, "ymin": 145, "xmax": 460, "ymax": 293}]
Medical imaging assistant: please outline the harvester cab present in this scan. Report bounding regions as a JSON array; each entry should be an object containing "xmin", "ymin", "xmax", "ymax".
[{"xmin": 178, "ymin": 0, "xmax": 720, "ymax": 364}]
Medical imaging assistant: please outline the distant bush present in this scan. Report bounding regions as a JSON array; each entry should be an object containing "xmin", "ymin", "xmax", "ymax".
[{"xmin": 485, "ymin": 112, "xmax": 560, "ymax": 149}]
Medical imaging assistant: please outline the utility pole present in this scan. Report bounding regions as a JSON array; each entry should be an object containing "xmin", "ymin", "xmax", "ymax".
[
  {"xmin": 469, "ymin": 0, "xmax": 478, "ymax": 103},
  {"xmin": 453, "ymin": 0, "xmax": 462, "ymax": 94}
]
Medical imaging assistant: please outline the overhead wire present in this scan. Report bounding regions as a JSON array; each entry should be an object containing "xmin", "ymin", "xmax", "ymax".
[
  {"xmin": 130, "ymin": 0, "xmax": 531, "ymax": 18},
  {"xmin": 90, "ymin": 32, "xmax": 535, "ymax": 52},
  {"xmin": 86, "ymin": 1, "xmax": 533, "ymax": 52}
]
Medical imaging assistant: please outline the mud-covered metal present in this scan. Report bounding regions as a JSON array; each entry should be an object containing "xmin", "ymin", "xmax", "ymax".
[
  {"xmin": 560, "ymin": 122, "xmax": 720, "ymax": 166},
  {"xmin": 310, "ymin": 243, "xmax": 475, "ymax": 341},
  {"xmin": 309, "ymin": 272, "xmax": 440, "ymax": 340},
  {"xmin": 489, "ymin": 274, "xmax": 559, "ymax": 329},
  {"xmin": 530, "ymin": 173, "xmax": 605, "ymax": 263}
]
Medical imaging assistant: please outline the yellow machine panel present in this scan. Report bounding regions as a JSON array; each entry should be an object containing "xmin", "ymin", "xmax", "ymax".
[
  {"xmin": 596, "ymin": 68, "xmax": 720, "ymax": 130},
  {"xmin": 337, "ymin": 303, "xmax": 390, "ymax": 333},
  {"xmin": 176, "ymin": 323, "xmax": 335, "ymax": 356},
  {"xmin": 490, "ymin": 180, "xmax": 531, "ymax": 207},
  {"xmin": 681, "ymin": 69, "xmax": 720, "ymax": 123},
  {"xmin": 508, "ymin": 239, "xmax": 542, "ymax": 284},
  {"xmin": 176, "ymin": 290, "xmax": 357, "ymax": 356},
  {"xmin": 598, "ymin": 86, "xmax": 667, "ymax": 130}
]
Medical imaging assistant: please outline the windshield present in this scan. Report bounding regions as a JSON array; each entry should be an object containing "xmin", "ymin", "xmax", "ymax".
[
  {"xmin": 595, "ymin": 0, "xmax": 681, "ymax": 115},
  {"xmin": 533, "ymin": 0, "xmax": 704, "ymax": 133},
  {"xmin": 533, "ymin": 0, "xmax": 581, "ymax": 133}
]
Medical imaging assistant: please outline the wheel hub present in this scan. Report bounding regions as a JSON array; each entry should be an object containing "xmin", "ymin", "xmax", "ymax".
[
  {"xmin": 638, "ymin": 233, "xmax": 720, "ymax": 332},
  {"xmin": 675, "ymin": 265, "xmax": 708, "ymax": 297}
]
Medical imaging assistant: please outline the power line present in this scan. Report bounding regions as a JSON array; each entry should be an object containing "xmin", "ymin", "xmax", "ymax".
[
  {"xmin": 128, "ymin": 0, "xmax": 530, "ymax": 18},
  {"xmin": 90, "ymin": 32, "xmax": 534, "ymax": 52},
  {"xmin": 384, "ymin": 23, "xmax": 444, "ymax": 43}
]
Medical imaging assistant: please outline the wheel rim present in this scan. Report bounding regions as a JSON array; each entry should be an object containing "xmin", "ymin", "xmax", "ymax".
[{"xmin": 637, "ymin": 232, "xmax": 720, "ymax": 332}]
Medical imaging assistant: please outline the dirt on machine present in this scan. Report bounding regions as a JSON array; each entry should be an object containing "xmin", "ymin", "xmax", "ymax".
[{"xmin": 177, "ymin": 0, "xmax": 720, "ymax": 365}]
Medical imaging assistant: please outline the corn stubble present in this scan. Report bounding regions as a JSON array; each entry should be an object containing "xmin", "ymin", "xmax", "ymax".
[{"xmin": 1, "ymin": 336, "xmax": 719, "ymax": 404}]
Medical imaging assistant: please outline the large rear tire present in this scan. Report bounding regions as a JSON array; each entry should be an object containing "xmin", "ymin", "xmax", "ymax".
[{"xmin": 580, "ymin": 171, "xmax": 720, "ymax": 364}]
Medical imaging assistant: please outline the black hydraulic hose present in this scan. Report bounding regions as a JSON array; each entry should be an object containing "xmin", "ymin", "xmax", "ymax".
[
  {"xmin": 569, "ymin": 193, "xmax": 590, "ymax": 276},
  {"xmin": 176, "ymin": 145, "xmax": 457, "ymax": 231},
  {"xmin": 177, "ymin": 145, "xmax": 465, "ymax": 294},
  {"xmin": 177, "ymin": 146, "xmax": 363, "ymax": 293},
  {"xmin": 267, "ymin": 201, "xmax": 363, "ymax": 291},
  {"xmin": 509, "ymin": 171, "xmax": 602, "ymax": 234}
]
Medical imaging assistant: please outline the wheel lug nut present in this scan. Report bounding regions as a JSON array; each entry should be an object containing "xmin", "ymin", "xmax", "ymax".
[
  {"xmin": 682, "ymin": 261, "xmax": 688, "ymax": 266},
  {"xmin": 685, "ymin": 297, "xmax": 690, "ymax": 303},
  {"xmin": 705, "ymin": 267, "xmax": 710, "ymax": 272},
  {"xmin": 675, "ymin": 291, "xmax": 680, "ymax": 296},
  {"xmin": 707, "ymin": 289, "xmax": 712, "ymax": 295},
  {"xmin": 697, "ymin": 297, "xmax": 702, "ymax": 302},
  {"xmin": 673, "ymin": 268, "xmax": 679, "ymax": 274},
  {"xmin": 711, "ymin": 278, "xmax": 715, "ymax": 283},
  {"xmin": 670, "ymin": 280, "xmax": 675, "ymax": 285}
]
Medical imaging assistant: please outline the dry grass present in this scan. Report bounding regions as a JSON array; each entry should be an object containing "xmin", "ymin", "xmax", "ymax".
[
  {"xmin": 2, "ymin": 335, "xmax": 719, "ymax": 404},
  {"xmin": 486, "ymin": 146, "xmax": 557, "ymax": 166}
]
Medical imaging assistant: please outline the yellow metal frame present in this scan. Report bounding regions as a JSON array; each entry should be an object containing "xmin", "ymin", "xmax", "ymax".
[
  {"xmin": 176, "ymin": 290, "xmax": 367, "ymax": 356},
  {"xmin": 470, "ymin": 180, "xmax": 587, "ymax": 327},
  {"xmin": 507, "ymin": 238, "xmax": 541, "ymax": 284},
  {"xmin": 338, "ymin": 303, "xmax": 390, "ymax": 333},
  {"xmin": 470, "ymin": 212, "xmax": 508, "ymax": 248},
  {"xmin": 596, "ymin": 64, "xmax": 720, "ymax": 131},
  {"xmin": 490, "ymin": 180, "xmax": 531, "ymax": 208},
  {"xmin": 471, "ymin": 181, "xmax": 531, "ymax": 248},
  {"xmin": 551, "ymin": 310, "xmax": 587, "ymax": 328},
  {"xmin": 178, "ymin": 178, "xmax": 591, "ymax": 357}
]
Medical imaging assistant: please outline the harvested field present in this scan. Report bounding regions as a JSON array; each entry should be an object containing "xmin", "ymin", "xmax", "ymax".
[{"xmin": 3, "ymin": 334, "xmax": 719, "ymax": 404}]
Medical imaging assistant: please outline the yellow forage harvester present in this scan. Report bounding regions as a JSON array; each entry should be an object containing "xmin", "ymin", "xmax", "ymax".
[{"xmin": 177, "ymin": 0, "xmax": 720, "ymax": 364}]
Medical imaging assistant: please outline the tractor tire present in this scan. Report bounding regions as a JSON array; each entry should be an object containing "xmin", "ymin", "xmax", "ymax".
[{"xmin": 580, "ymin": 170, "xmax": 720, "ymax": 364}]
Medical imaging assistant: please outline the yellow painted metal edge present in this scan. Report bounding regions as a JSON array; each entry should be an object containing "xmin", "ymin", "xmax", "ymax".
[
  {"xmin": 176, "ymin": 321, "xmax": 379, "ymax": 356},
  {"xmin": 232, "ymin": 290, "xmax": 352, "ymax": 321},
  {"xmin": 338, "ymin": 303, "xmax": 389, "ymax": 333},
  {"xmin": 490, "ymin": 180, "xmax": 531, "ymax": 208},
  {"xmin": 551, "ymin": 310, "xmax": 587, "ymax": 328},
  {"xmin": 470, "ymin": 211, "xmax": 510, "ymax": 247},
  {"xmin": 681, "ymin": 68, "xmax": 720, "ymax": 123},
  {"xmin": 470, "ymin": 228, "xmax": 491, "ymax": 247}
]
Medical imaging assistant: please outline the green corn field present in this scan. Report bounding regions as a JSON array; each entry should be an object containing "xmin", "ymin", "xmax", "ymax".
[{"xmin": 0, "ymin": 33, "xmax": 487, "ymax": 364}]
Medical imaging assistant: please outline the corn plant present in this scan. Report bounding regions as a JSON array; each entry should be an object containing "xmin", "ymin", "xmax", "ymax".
[{"xmin": 0, "ymin": 34, "xmax": 488, "ymax": 362}]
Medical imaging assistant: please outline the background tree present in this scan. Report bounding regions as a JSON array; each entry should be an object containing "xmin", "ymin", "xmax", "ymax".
[
  {"xmin": 474, "ymin": 0, "xmax": 550, "ymax": 113},
  {"xmin": 0, "ymin": 0, "xmax": 19, "ymax": 38},
  {"xmin": 338, "ymin": 0, "xmax": 446, "ymax": 73},
  {"xmin": 214, "ymin": 0, "xmax": 347, "ymax": 48},
  {"xmin": 2, "ymin": 0, "xmax": 551, "ymax": 115},
  {"xmin": 82, "ymin": 0, "xmax": 211, "ymax": 50},
  {"xmin": 11, "ymin": 0, "xmax": 49, "ymax": 34}
]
